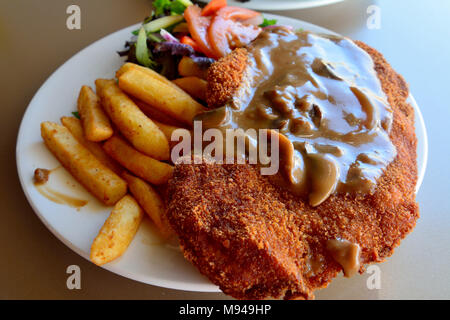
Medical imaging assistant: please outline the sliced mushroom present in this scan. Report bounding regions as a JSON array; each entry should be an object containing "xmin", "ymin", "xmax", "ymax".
[
  {"xmin": 356, "ymin": 153, "xmax": 378, "ymax": 165},
  {"xmin": 295, "ymin": 95, "xmax": 314, "ymax": 112},
  {"xmin": 264, "ymin": 85, "xmax": 296, "ymax": 116},
  {"xmin": 193, "ymin": 106, "xmax": 230, "ymax": 129},
  {"xmin": 309, "ymin": 104, "xmax": 322, "ymax": 128},
  {"xmin": 314, "ymin": 144, "xmax": 344, "ymax": 157},
  {"xmin": 290, "ymin": 117, "xmax": 314, "ymax": 135},
  {"xmin": 263, "ymin": 130, "xmax": 307, "ymax": 194},
  {"xmin": 350, "ymin": 87, "xmax": 378, "ymax": 130},
  {"xmin": 307, "ymin": 153, "xmax": 339, "ymax": 206},
  {"xmin": 256, "ymin": 105, "xmax": 279, "ymax": 120},
  {"xmin": 311, "ymin": 58, "xmax": 342, "ymax": 80},
  {"xmin": 272, "ymin": 119, "xmax": 289, "ymax": 132}
]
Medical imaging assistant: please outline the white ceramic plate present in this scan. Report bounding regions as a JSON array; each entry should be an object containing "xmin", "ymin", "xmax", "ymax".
[
  {"xmin": 16, "ymin": 14, "xmax": 428, "ymax": 294},
  {"xmin": 200, "ymin": 0, "xmax": 345, "ymax": 11}
]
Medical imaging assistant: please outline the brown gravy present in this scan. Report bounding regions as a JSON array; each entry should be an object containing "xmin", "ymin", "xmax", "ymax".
[
  {"xmin": 33, "ymin": 168, "xmax": 88, "ymax": 209},
  {"xmin": 326, "ymin": 239, "xmax": 361, "ymax": 277},
  {"xmin": 206, "ymin": 28, "xmax": 396, "ymax": 206}
]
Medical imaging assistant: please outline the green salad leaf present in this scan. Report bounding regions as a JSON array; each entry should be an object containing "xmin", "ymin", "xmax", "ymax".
[
  {"xmin": 72, "ymin": 111, "xmax": 80, "ymax": 119},
  {"xmin": 154, "ymin": 0, "xmax": 192, "ymax": 16},
  {"xmin": 154, "ymin": 0, "xmax": 172, "ymax": 16},
  {"xmin": 135, "ymin": 27, "xmax": 156, "ymax": 68},
  {"xmin": 259, "ymin": 17, "xmax": 277, "ymax": 28},
  {"xmin": 143, "ymin": 15, "xmax": 184, "ymax": 33},
  {"xmin": 176, "ymin": 0, "xmax": 193, "ymax": 6},
  {"xmin": 170, "ymin": 0, "xmax": 186, "ymax": 15}
]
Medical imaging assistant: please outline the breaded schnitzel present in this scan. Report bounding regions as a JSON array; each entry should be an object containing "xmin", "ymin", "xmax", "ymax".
[{"xmin": 166, "ymin": 31, "xmax": 418, "ymax": 299}]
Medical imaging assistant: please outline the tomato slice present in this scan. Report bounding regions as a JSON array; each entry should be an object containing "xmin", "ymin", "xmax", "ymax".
[
  {"xmin": 180, "ymin": 35, "xmax": 203, "ymax": 53},
  {"xmin": 215, "ymin": 6, "xmax": 261, "ymax": 20},
  {"xmin": 201, "ymin": 0, "xmax": 227, "ymax": 17},
  {"xmin": 208, "ymin": 15, "xmax": 261, "ymax": 58},
  {"xmin": 184, "ymin": 5, "xmax": 217, "ymax": 58}
]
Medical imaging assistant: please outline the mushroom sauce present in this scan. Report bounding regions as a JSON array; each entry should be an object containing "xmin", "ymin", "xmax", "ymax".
[{"xmin": 202, "ymin": 28, "xmax": 396, "ymax": 206}]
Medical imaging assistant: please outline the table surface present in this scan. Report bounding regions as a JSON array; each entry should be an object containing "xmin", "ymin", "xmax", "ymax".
[{"xmin": 2, "ymin": 0, "xmax": 449, "ymax": 299}]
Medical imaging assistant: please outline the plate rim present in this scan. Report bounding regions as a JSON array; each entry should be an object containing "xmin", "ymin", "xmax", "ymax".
[{"xmin": 16, "ymin": 13, "xmax": 428, "ymax": 293}]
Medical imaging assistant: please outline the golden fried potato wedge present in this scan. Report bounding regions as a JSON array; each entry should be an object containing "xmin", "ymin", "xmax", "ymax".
[
  {"xmin": 41, "ymin": 122, "xmax": 127, "ymax": 205},
  {"xmin": 103, "ymin": 135, "xmax": 173, "ymax": 185},
  {"xmin": 90, "ymin": 195, "xmax": 144, "ymax": 265},
  {"xmin": 118, "ymin": 69, "xmax": 206, "ymax": 126},
  {"xmin": 77, "ymin": 85, "xmax": 113, "ymax": 142},
  {"xmin": 172, "ymin": 76, "xmax": 207, "ymax": 101},
  {"xmin": 122, "ymin": 172, "xmax": 173, "ymax": 238},
  {"xmin": 152, "ymin": 120, "xmax": 182, "ymax": 142},
  {"xmin": 95, "ymin": 79, "xmax": 170, "ymax": 160},
  {"xmin": 178, "ymin": 56, "xmax": 208, "ymax": 80},
  {"xmin": 116, "ymin": 63, "xmax": 185, "ymax": 94},
  {"xmin": 133, "ymin": 98, "xmax": 186, "ymax": 128},
  {"xmin": 61, "ymin": 116, "xmax": 122, "ymax": 175}
]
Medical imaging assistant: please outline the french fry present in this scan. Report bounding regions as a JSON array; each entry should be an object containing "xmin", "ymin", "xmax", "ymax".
[
  {"xmin": 133, "ymin": 98, "xmax": 186, "ymax": 128},
  {"xmin": 178, "ymin": 56, "xmax": 208, "ymax": 80},
  {"xmin": 116, "ymin": 63, "xmax": 186, "ymax": 94},
  {"xmin": 103, "ymin": 135, "xmax": 173, "ymax": 185},
  {"xmin": 152, "ymin": 120, "xmax": 181, "ymax": 142},
  {"xmin": 95, "ymin": 79, "xmax": 170, "ymax": 160},
  {"xmin": 133, "ymin": 100, "xmax": 191, "ymax": 148},
  {"xmin": 61, "ymin": 116, "xmax": 122, "ymax": 175},
  {"xmin": 172, "ymin": 76, "xmax": 207, "ymax": 101},
  {"xmin": 122, "ymin": 172, "xmax": 173, "ymax": 238},
  {"xmin": 118, "ymin": 68, "xmax": 207, "ymax": 126},
  {"xmin": 41, "ymin": 122, "xmax": 127, "ymax": 206},
  {"xmin": 90, "ymin": 195, "xmax": 144, "ymax": 265},
  {"xmin": 77, "ymin": 85, "xmax": 113, "ymax": 142}
]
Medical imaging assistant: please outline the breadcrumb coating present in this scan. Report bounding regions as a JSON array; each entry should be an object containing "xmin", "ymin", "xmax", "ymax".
[
  {"xmin": 206, "ymin": 48, "xmax": 249, "ymax": 108},
  {"xmin": 166, "ymin": 41, "xmax": 418, "ymax": 300}
]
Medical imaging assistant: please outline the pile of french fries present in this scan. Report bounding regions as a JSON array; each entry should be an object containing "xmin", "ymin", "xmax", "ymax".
[{"xmin": 40, "ymin": 59, "xmax": 208, "ymax": 266}]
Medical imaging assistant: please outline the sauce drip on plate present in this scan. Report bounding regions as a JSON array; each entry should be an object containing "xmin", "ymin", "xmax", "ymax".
[{"xmin": 34, "ymin": 168, "xmax": 88, "ymax": 209}]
